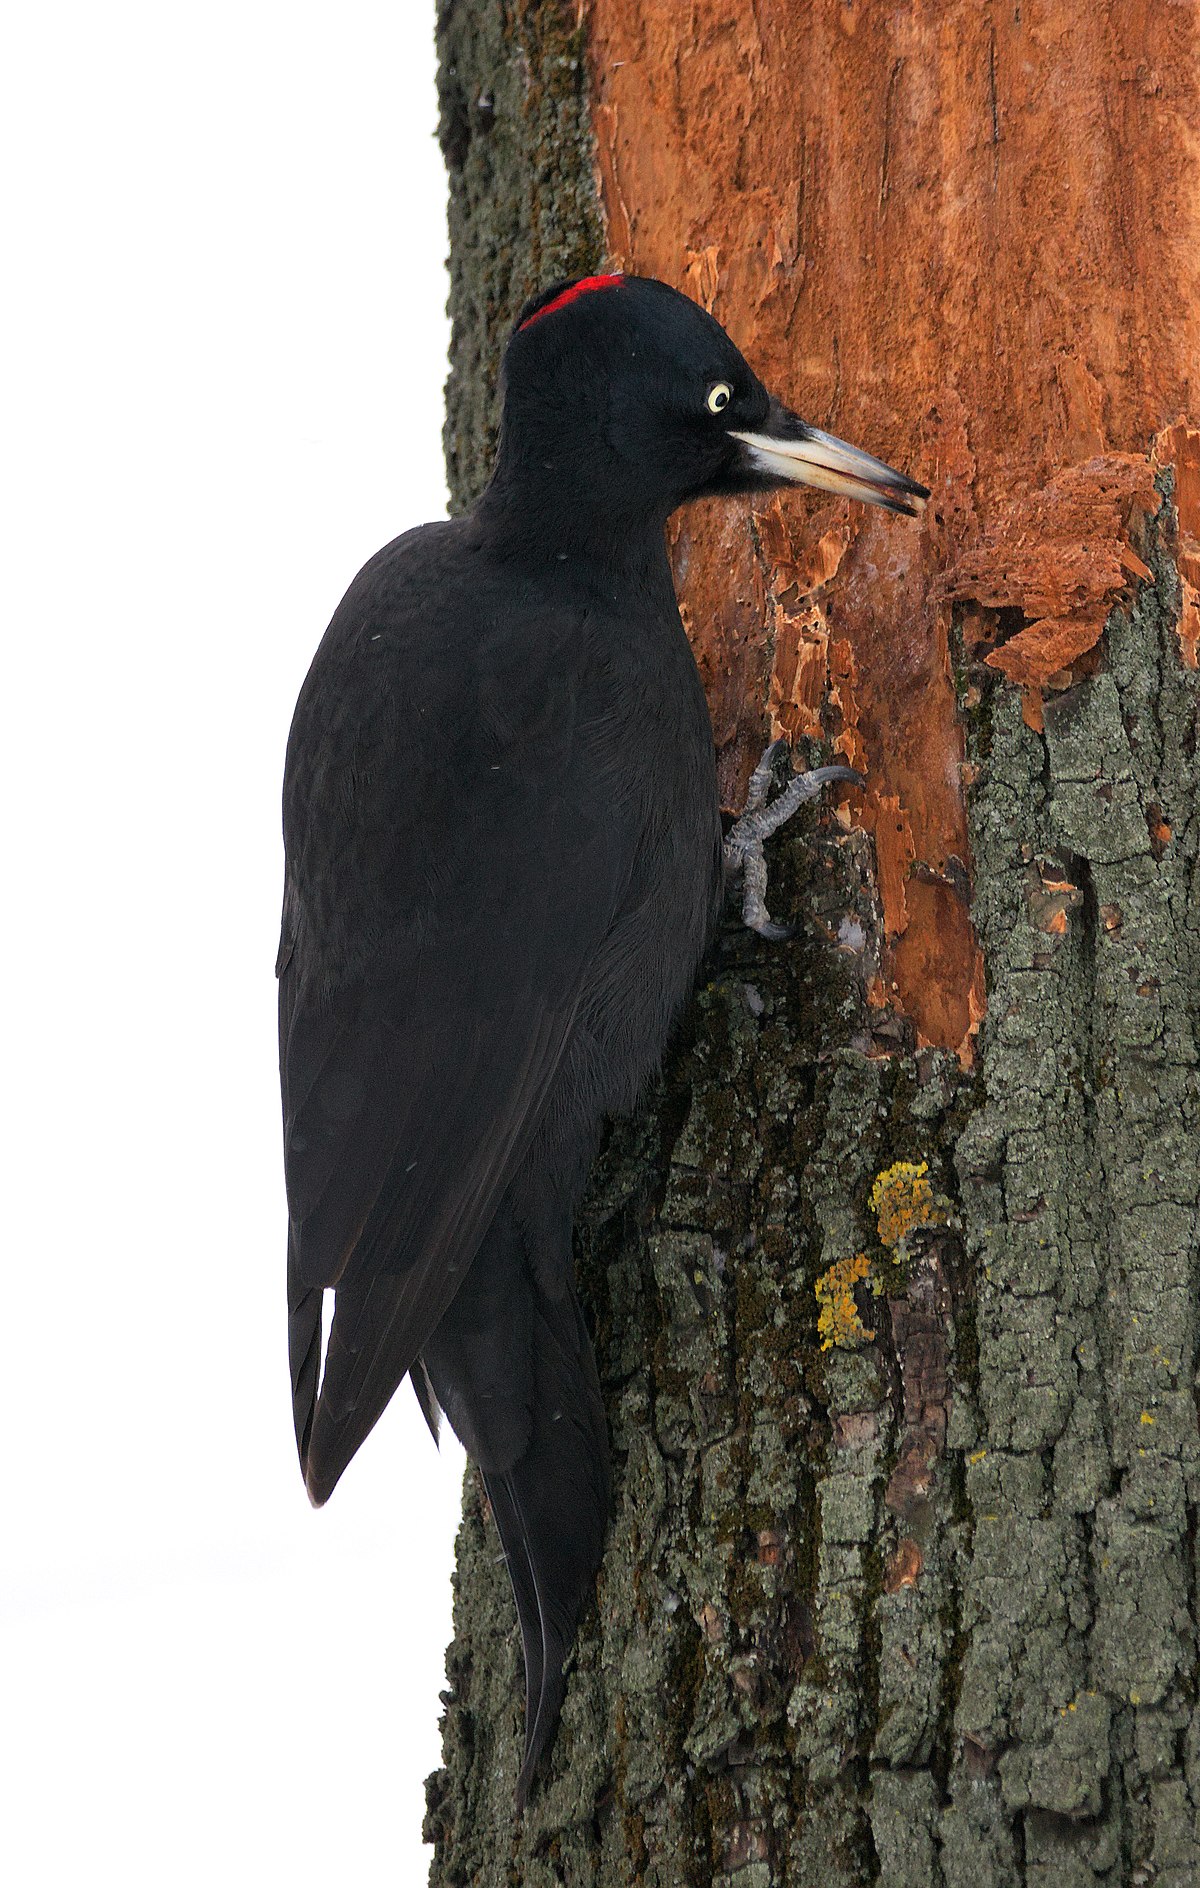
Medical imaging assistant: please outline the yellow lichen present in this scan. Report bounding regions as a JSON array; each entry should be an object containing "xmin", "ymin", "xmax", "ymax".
[
  {"xmin": 815, "ymin": 1252, "xmax": 876, "ymax": 1351},
  {"xmin": 870, "ymin": 1159, "xmax": 948, "ymax": 1250}
]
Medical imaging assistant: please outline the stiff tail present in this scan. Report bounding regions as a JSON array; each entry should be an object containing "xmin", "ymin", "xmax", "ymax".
[
  {"xmin": 485, "ymin": 1288, "xmax": 609, "ymax": 1805},
  {"xmin": 421, "ymin": 1203, "xmax": 609, "ymax": 1805}
]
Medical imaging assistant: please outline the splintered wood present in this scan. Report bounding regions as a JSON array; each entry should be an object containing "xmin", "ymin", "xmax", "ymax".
[
  {"xmin": 943, "ymin": 454, "xmax": 1162, "ymax": 727},
  {"xmin": 1155, "ymin": 420, "xmax": 1200, "ymax": 669}
]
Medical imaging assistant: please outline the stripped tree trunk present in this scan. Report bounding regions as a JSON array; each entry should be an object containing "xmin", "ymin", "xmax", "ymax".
[{"xmin": 425, "ymin": 3, "xmax": 1200, "ymax": 1882}]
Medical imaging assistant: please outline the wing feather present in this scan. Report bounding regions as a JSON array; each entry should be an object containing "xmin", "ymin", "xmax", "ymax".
[{"xmin": 278, "ymin": 548, "xmax": 626, "ymax": 1501}]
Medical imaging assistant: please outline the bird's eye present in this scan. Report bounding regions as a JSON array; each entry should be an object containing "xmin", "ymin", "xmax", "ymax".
[{"xmin": 706, "ymin": 382, "xmax": 733, "ymax": 414}]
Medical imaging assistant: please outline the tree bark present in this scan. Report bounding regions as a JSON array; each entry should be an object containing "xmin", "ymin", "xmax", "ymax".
[{"xmin": 426, "ymin": 3, "xmax": 1200, "ymax": 1882}]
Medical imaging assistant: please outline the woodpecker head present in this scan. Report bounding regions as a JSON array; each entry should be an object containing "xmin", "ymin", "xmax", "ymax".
[{"xmin": 495, "ymin": 273, "xmax": 928, "ymax": 525}]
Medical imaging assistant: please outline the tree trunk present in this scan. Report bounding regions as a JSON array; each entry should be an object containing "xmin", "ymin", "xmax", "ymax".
[{"xmin": 425, "ymin": 3, "xmax": 1200, "ymax": 1882}]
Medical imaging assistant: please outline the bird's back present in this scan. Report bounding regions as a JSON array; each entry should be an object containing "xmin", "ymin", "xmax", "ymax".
[{"xmin": 279, "ymin": 514, "xmax": 719, "ymax": 1464}]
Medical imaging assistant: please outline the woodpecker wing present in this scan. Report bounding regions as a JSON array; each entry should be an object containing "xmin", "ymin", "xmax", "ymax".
[{"xmin": 279, "ymin": 525, "xmax": 627, "ymax": 1504}]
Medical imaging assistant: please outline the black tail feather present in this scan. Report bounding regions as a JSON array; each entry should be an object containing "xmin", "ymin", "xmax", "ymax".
[
  {"xmin": 422, "ymin": 1204, "xmax": 609, "ymax": 1805},
  {"xmin": 287, "ymin": 1236, "xmax": 322, "ymax": 1481},
  {"xmin": 410, "ymin": 1358, "xmax": 443, "ymax": 1443},
  {"xmin": 484, "ymin": 1287, "xmax": 609, "ymax": 1805},
  {"xmin": 483, "ymin": 1472, "xmax": 550, "ymax": 1799}
]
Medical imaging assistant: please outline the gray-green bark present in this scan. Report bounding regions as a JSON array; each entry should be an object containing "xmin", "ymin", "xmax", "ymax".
[{"xmin": 425, "ymin": 6, "xmax": 1200, "ymax": 1882}]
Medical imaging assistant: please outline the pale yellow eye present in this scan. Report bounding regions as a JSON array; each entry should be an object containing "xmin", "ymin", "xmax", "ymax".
[{"xmin": 706, "ymin": 381, "xmax": 732, "ymax": 414}]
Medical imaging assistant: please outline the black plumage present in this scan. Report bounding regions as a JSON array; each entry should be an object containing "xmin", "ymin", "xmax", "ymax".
[{"xmin": 278, "ymin": 274, "xmax": 926, "ymax": 1801}]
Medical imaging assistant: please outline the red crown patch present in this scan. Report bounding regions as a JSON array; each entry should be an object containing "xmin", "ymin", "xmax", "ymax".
[{"xmin": 518, "ymin": 275, "xmax": 625, "ymax": 332}]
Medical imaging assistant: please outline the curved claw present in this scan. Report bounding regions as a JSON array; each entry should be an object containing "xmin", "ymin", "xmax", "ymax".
[
  {"xmin": 742, "ymin": 737, "xmax": 791, "ymax": 816},
  {"xmin": 801, "ymin": 764, "xmax": 866, "ymax": 793},
  {"xmin": 747, "ymin": 916, "xmax": 798, "ymax": 943}
]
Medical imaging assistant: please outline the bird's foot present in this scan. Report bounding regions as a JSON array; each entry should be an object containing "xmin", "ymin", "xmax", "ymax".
[{"xmin": 724, "ymin": 739, "xmax": 864, "ymax": 940}]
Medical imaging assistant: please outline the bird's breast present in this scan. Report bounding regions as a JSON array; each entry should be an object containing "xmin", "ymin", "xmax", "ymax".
[{"xmin": 567, "ymin": 608, "xmax": 722, "ymax": 1111}]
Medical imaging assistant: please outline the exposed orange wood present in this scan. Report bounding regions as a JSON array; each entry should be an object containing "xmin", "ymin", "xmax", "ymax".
[
  {"xmin": 766, "ymin": 606, "xmax": 829, "ymax": 745},
  {"xmin": 883, "ymin": 1538, "xmax": 924, "ymax": 1593},
  {"xmin": 943, "ymin": 455, "xmax": 1160, "ymax": 620},
  {"xmin": 585, "ymin": 0, "xmax": 1200, "ymax": 1050},
  {"xmin": 1154, "ymin": 420, "xmax": 1200, "ymax": 668},
  {"xmin": 985, "ymin": 613, "xmax": 1109, "ymax": 687}
]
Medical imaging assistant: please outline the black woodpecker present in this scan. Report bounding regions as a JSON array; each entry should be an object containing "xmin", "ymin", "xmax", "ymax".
[{"xmin": 277, "ymin": 273, "xmax": 927, "ymax": 1803}]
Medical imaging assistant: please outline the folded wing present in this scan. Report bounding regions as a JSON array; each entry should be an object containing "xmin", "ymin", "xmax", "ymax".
[{"xmin": 278, "ymin": 566, "xmax": 625, "ymax": 1503}]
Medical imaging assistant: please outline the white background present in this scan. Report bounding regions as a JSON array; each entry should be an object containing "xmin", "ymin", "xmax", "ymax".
[{"xmin": 3, "ymin": 6, "xmax": 466, "ymax": 1883}]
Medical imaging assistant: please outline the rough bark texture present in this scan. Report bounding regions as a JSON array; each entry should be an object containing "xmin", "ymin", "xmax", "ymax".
[{"xmin": 426, "ymin": 4, "xmax": 1200, "ymax": 1882}]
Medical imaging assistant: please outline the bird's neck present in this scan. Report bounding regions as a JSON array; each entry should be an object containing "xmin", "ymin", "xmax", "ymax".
[{"xmin": 472, "ymin": 463, "xmax": 678, "ymax": 604}]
